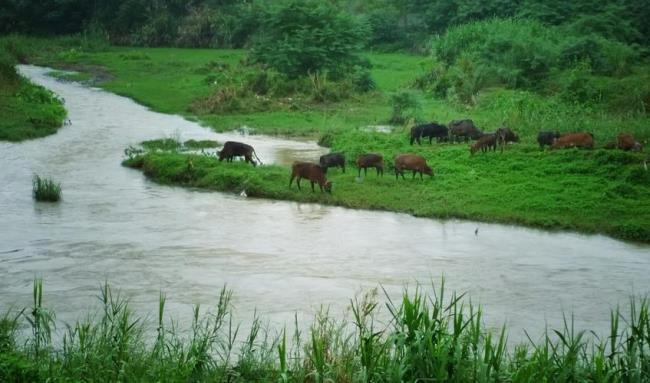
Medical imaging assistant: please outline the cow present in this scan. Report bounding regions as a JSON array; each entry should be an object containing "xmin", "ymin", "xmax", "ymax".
[
  {"xmin": 449, "ymin": 119, "xmax": 483, "ymax": 142},
  {"xmin": 218, "ymin": 141, "xmax": 262, "ymax": 166},
  {"xmin": 496, "ymin": 126, "xmax": 518, "ymax": 143},
  {"xmin": 537, "ymin": 131, "xmax": 560, "ymax": 149},
  {"xmin": 470, "ymin": 134, "xmax": 497, "ymax": 155},
  {"xmin": 410, "ymin": 122, "xmax": 449, "ymax": 145},
  {"xmin": 394, "ymin": 154, "xmax": 434, "ymax": 180},
  {"xmin": 551, "ymin": 132, "xmax": 594, "ymax": 150},
  {"xmin": 289, "ymin": 162, "xmax": 332, "ymax": 193},
  {"xmin": 615, "ymin": 133, "xmax": 642, "ymax": 151},
  {"xmin": 319, "ymin": 152, "xmax": 345, "ymax": 173},
  {"xmin": 356, "ymin": 153, "xmax": 384, "ymax": 177}
]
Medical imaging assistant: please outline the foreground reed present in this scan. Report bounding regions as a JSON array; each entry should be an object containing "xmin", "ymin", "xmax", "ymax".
[{"xmin": 0, "ymin": 280, "xmax": 648, "ymax": 382}]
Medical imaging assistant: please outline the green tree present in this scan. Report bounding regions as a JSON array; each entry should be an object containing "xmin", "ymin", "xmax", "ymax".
[{"xmin": 248, "ymin": 0, "xmax": 370, "ymax": 78}]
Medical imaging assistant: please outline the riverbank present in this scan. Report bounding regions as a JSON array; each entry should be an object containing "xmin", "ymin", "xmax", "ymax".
[
  {"xmin": 124, "ymin": 143, "xmax": 650, "ymax": 243},
  {"xmin": 0, "ymin": 54, "xmax": 67, "ymax": 141},
  {"xmin": 1, "ymin": 280, "xmax": 648, "ymax": 382}
]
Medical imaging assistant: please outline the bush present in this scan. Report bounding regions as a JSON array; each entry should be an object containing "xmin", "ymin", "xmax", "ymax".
[
  {"xmin": 32, "ymin": 175, "xmax": 61, "ymax": 202},
  {"xmin": 389, "ymin": 91, "xmax": 422, "ymax": 124},
  {"xmin": 248, "ymin": 0, "xmax": 370, "ymax": 79}
]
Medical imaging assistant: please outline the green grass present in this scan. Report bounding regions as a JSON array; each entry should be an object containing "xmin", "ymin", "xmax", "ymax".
[
  {"xmin": 32, "ymin": 175, "xmax": 62, "ymax": 202},
  {"xmin": 124, "ymin": 144, "xmax": 650, "ymax": 243},
  {"xmin": 0, "ymin": 69, "xmax": 67, "ymax": 142},
  {"xmin": 1, "ymin": 279, "xmax": 648, "ymax": 382}
]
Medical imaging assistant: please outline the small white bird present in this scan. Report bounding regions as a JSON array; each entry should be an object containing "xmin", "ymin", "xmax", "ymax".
[
  {"xmin": 475, "ymin": 227, "xmax": 479, "ymax": 236},
  {"xmin": 240, "ymin": 190, "xmax": 247, "ymax": 198}
]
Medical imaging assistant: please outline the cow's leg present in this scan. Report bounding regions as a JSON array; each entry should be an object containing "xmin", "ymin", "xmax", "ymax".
[
  {"xmin": 395, "ymin": 168, "xmax": 399, "ymax": 180},
  {"xmin": 310, "ymin": 181, "xmax": 315, "ymax": 192},
  {"xmin": 420, "ymin": 171, "xmax": 423, "ymax": 180},
  {"xmin": 289, "ymin": 174, "xmax": 295, "ymax": 188},
  {"xmin": 429, "ymin": 136, "xmax": 433, "ymax": 144},
  {"xmin": 412, "ymin": 170, "xmax": 416, "ymax": 179},
  {"xmin": 364, "ymin": 168, "xmax": 368, "ymax": 176},
  {"xmin": 296, "ymin": 177, "xmax": 302, "ymax": 190},
  {"xmin": 358, "ymin": 167, "xmax": 361, "ymax": 177},
  {"xmin": 341, "ymin": 163, "xmax": 345, "ymax": 173}
]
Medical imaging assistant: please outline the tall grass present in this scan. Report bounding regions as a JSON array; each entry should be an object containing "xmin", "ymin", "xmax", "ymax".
[
  {"xmin": 32, "ymin": 175, "xmax": 62, "ymax": 202},
  {"xmin": 1, "ymin": 279, "xmax": 648, "ymax": 381}
]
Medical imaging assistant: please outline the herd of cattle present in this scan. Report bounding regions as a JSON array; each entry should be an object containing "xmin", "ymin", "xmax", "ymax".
[{"xmin": 216, "ymin": 119, "xmax": 644, "ymax": 194}]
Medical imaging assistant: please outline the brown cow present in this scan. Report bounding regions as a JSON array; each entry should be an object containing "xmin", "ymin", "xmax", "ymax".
[
  {"xmin": 470, "ymin": 134, "xmax": 497, "ymax": 155},
  {"xmin": 616, "ymin": 133, "xmax": 642, "ymax": 151},
  {"xmin": 394, "ymin": 154, "xmax": 434, "ymax": 180},
  {"xmin": 449, "ymin": 119, "xmax": 483, "ymax": 142},
  {"xmin": 551, "ymin": 132, "xmax": 594, "ymax": 150},
  {"xmin": 289, "ymin": 162, "xmax": 332, "ymax": 193},
  {"xmin": 356, "ymin": 153, "xmax": 384, "ymax": 177}
]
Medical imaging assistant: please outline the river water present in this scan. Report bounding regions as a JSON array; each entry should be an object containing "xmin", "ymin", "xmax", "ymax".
[{"xmin": 1, "ymin": 65, "xmax": 649, "ymax": 342}]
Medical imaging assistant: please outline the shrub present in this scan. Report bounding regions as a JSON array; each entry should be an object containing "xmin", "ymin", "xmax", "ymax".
[
  {"xmin": 389, "ymin": 91, "xmax": 422, "ymax": 124},
  {"xmin": 248, "ymin": 0, "xmax": 370, "ymax": 79},
  {"xmin": 32, "ymin": 175, "xmax": 61, "ymax": 202}
]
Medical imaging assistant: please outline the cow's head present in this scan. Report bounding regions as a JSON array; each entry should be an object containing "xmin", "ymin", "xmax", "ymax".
[{"xmin": 324, "ymin": 181, "xmax": 332, "ymax": 193}]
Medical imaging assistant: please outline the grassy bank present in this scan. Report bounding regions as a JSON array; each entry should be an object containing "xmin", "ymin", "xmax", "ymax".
[
  {"xmin": 2, "ymin": 279, "xmax": 648, "ymax": 382},
  {"xmin": 4, "ymin": 36, "xmax": 650, "ymax": 240},
  {"xmin": 124, "ymin": 142, "xmax": 650, "ymax": 243},
  {"xmin": 0, "ymin": 52, "xmax": 67, "ymax": 141}
]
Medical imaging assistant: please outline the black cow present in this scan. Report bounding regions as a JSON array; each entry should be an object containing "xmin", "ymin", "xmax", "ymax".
[
  {"xmin": 410, "ymin": 123, "xmax": 449, "ymax": 145},
  {"xmin": 495, "ymin": 126, "xmax": 519, "ymax": 152},
  {"xmin": 537, "ymin": 131, "xmax": 560, "ymax": 149},
  {"xmin": 218, "ymin": 141, "xmax": 262, "ymax": 166},
  {"xmin": 319, "ymin": 152, "xmax": 345, "ymax": 173}
]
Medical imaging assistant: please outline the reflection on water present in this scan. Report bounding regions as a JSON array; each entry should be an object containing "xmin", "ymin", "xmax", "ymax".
[{"xmin": 0, "ymin": 65, "xmax": 649, "ymax": 343}]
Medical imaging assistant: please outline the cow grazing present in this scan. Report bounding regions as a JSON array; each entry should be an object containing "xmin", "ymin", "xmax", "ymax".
[
  {"xmin": 319, "ymin": 152, "xmax": 345, "ymax": 173},
  {"xmin": 289, "ymin": 162, "xmax": 332, "ymax": 193},
  {"xmin": 537, "ymin": 131, "xmax": 560, "ymax": 149},
  {"xmin": 449, "ymin": 119, "xmax": 483, "ymax": 142},
  {"xmin": 494, "ymin": 126, "xmax": 519, "ymax": 152},
  {"xmin": 394, "ymin": 154, "xmax": 434, "ymax": 180},
  {"xmin": 218, "ymin": 141, "xmax": 262, "ymax": 166},
  {"xmin": 470, "ymin": 134, "xmax": 497, "ymax": 155},
  {"xmin": 551, "ymin": 132, "xmax": 594, "ymax": 150},
  {"xmin": 356, "ymin": 153, "xmax": 384, "ymax": 177},
  {"xmin": 616, "ymin": 133, "xmax": 642, "ymax": 151},
  {"xmin": 410, "ymin": 122, "xmax": 449, "ymax": 145}
]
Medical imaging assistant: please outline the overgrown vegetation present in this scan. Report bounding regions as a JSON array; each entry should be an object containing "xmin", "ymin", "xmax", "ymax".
[
  {"xmin": 416, "ymin": 18, "xmax": 647, "ymax": 112},
  {"xmin": 1, "ymin": 279, "xmax": 649, "ymax": 381},
  {"xmin": 32, "ymin": 175, "xmax": 62, "ymax": 202}
]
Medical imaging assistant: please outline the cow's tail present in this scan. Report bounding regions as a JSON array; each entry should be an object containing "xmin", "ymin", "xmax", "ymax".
[{"xmin": 253, "ymin": 150, "xmax": 263, "ymax": 165}]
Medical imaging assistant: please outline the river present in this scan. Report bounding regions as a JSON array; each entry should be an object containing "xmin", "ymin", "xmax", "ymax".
[{"xmin": 1, "ymin": 65, "xmax": 648, "ymax": 342}]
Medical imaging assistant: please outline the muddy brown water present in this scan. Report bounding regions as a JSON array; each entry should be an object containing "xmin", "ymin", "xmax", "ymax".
[{"xmin": 1, "ymin": 65, "xmax": 649, "ymax": 342}]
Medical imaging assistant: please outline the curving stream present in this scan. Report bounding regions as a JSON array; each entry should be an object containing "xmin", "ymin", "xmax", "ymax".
[{"xmin": 1, "ymin": 65, "xmax": 649, "ymax": 341}]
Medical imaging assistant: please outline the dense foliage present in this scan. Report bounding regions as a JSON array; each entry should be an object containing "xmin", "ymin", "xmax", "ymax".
[
  {"xmin": 416, "ymin": 18, "xmax": 643, "ymax": 107},
  {"xmin": 2, "ymin": 0, "xmax": 649, "ymax": 53},
  {"xmin": 248, "ymin": 1, "xmax": 370, "ymax": 79}
]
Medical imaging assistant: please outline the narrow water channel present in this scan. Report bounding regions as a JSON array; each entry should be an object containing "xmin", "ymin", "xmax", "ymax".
[{"xmin": 1, "ymin": 65, "xmax": 648, "ymax": 341}]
